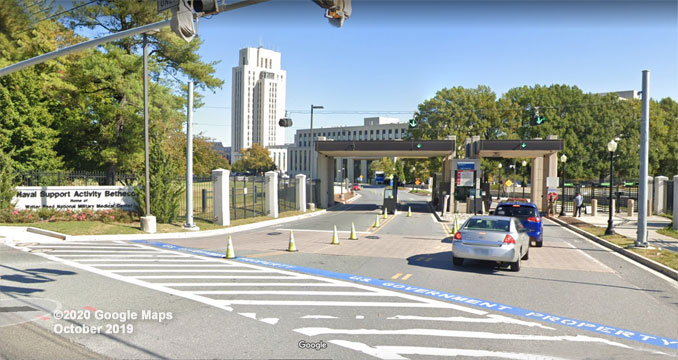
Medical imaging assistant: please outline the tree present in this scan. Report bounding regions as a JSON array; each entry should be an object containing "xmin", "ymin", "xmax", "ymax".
[
  {"xmin": 369, "ymin": 157, "xmax": 395, "ymax": 178},
  {"xmin": 0, "ymin": 149, "xmax": 17, "ymax": 210},
  {"xmin": 232, "ymin": 144, "xmax": 276, "ymax": 175},
  {"xmin": 169, "ymin": 135, "xmax": 231, "ymax": 176},
  {"xmin": 133, "ymin": 135, "xmax": 184, "ymax": 224}
]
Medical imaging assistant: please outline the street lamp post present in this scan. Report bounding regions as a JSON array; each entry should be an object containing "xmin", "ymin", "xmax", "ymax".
[
  {"xmin": 308, "ymin": 105, "xmax": 323, "ymax": 207},
  {"xmin": 497, "ymin": 163, "xmax": 502, "ymax": 200},
  {"xmin": 605, "ymin": 139, "xmax": 618, "ymax": 235},
  {"xmin": 521, "ymin": 160, "xmax": 527, "ymax": 198},
  {"xmin": 559, "ymin": 154, "xmax": 567, "ymax": 216}
]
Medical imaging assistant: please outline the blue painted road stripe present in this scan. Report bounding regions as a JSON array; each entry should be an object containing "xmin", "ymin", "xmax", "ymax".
[{"xmin": 131, "ymin": 240, "xmax": 678, "ymax": 351}]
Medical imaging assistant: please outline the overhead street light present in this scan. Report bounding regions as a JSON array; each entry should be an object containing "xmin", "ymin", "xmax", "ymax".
[
  {"xmin": 521, "ymin": 160, "xmax": 527, "ymax": 198},
  {"xmin": 309, "ymin": 105, "xmax": 324, "ymax": 208},
  {"xmin": 605, "ymin": 139, "xmax": 618, "ymax": 235}
]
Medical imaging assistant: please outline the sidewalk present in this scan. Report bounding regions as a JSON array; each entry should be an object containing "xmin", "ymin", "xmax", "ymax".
[{"xmin": 563, "ymin": 213, "xmax": 676, "ymax": 252}]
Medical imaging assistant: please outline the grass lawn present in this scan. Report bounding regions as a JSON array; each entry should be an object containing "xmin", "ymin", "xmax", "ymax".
[
  {"xmin": 657, "ymin": 227, "xmax": 678, "ymax": 240},
  {"xmin": 0, "ymin": 209, "xmax": 318, "ymax": 236},
  {"xmin": 560, "ymin": 217, "xmax": 678, "ymax": 270}
]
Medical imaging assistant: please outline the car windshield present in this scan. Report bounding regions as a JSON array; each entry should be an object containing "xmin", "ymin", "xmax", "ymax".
[
  {"xmin": 464, "ymin": 218, "xmax": 511, "ymax": 232},
  {"xmin": 496, "ymin": 205, "xmax": 537, "ymax": 218}
]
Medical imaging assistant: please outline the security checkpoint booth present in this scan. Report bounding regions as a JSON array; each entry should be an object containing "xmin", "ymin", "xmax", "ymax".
[{"xmin": 313, "ymin": 139, "xmax": 457, "ymax": 209}]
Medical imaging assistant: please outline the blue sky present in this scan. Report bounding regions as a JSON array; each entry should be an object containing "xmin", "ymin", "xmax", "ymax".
[{"xmin": 64, "ymin": 1, "xmax": 678, "ymax": 146}]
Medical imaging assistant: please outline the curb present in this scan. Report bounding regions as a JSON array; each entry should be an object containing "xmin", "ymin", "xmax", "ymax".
[
  {"xmin": 548, "ymin": 216, "xmax": 678, "ymax": 281},
  {"xmin": 26, "ymin": 209, "xmax": 330, "ymax": 242},
  {"xmin": 344, "ymin": 192, "xmax": 362, "ymax": 204}
]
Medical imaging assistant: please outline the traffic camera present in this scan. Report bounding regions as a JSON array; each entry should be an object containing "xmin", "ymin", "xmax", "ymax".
[
  {"xmin": 279, "ymin": 117, "xmax": 293, "ymax": 127},
  {"xmin": 313, "ymin": 0, "xmax": 352, "ymax": 27},
  {"xmin": 170, "ymin": 0, "xmax": 196, "ymax": 43}
]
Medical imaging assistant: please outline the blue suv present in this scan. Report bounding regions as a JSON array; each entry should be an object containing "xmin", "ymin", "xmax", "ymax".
[{"xmin": 494, "ymin": 202, "xmax": 543, "ymax": 247}]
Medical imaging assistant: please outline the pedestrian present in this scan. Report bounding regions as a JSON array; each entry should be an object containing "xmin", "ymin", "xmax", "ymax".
[{"xmin": 574, "ymin": 192, "xmax": 583, "ymax": 217}]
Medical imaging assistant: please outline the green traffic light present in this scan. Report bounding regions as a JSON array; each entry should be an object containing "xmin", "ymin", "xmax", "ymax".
[
  {"xmin": 520, "ymin": 142, "xmax": 527, "ymax": 149},
  {"xmin": 536, "ymin": 116, "xmax": 545, "ymax": 124},
  {"xmin": 416, "ymin": 143, "xmax": 422, "ymax": 149},
  {"xmin": 408, "ymin": 119, "xmax": 418, "ymax": 128}
]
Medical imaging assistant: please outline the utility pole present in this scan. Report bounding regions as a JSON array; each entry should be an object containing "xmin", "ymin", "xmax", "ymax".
[
  {"xmin": 184, "ymin": 81, "xmax": 198, "ymax": 230},
  {"xmin": 636, "ymin": 70, "xmax": 650, "ymax": 247}
]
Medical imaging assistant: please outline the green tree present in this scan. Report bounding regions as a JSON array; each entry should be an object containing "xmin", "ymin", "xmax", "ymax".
[
  {"xmin": 133, "ymin": 135, "xmax": 184, "ymax": 223},
  {"xmin": 232, "ymin": 144, "xmax": 276, "ymax": 175},
  {"xmin": 369, "ymin": 157, "xmax": 396, "ymax": 178},
  {"xmin": 0, "ymin": 149, "xmax": 17, "ymax": 210}
]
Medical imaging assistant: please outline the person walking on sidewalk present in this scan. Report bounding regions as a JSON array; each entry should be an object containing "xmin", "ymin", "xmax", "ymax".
[{"xmin": 573, "ymin": 192, "xmax": 583, "ymax": 217}]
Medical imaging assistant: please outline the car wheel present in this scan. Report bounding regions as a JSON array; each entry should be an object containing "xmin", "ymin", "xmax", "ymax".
[
  {"xmin": 510, "ymin": 254, "xmax": 521, "ymax": 272},
  {"xmin": 452, "ymin": 256, "xmax": 464, "ymax": 266},
  {"xmin": 522, "ymin": 248, "xmax": 529, "ymax": 260},
  {"xmin": 536, "ymin": 241, "xmax": 543, "ymax": 248}
]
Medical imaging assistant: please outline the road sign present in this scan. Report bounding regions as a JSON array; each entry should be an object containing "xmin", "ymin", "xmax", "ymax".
[
  {"xmin": 505, "ymin": 179, "xmax": 513, "ymax": 187},
  {"xmin": 158, "ymin": 0, "xmax": 179, "ymax": 13},
  {"xmin": 546, "ymin": 176, "xmax": 559, "ymax": 188},
  {"xmin": 408, "ymin": 119, "xmax": 418, "ymax": 128}
]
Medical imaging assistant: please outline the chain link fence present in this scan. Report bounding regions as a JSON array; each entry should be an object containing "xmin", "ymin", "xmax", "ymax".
[
  {"xmin": 230, "ymin": 175, "xmax": 266, "ymax": 220},
  {"xmin": 278, "ymin": 176, "xmax": 297, "ymax": 213}
]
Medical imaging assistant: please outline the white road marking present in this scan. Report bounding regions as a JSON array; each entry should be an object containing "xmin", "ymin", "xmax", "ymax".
[
  {"xmin": 560, "ymin": 238, "xmax": 615, "ymax": 272},
  {"xmin": 301, "ymin": 315, "xmax": 338, "ymax": 319},
  {"xmin": 356, "ymin": 315, "xmax": 365, "ymax": 319},
  {"xmin": 48, "ymin": 250, "xmax": 166, "ymax": 253},
  {"xmin": 387, "ymin": 314, "xmax": 555, "ymax": 330},
  {"xmin": 295, "ymin": 328, "xmax": 633, "ymax": 349},
  {"xmin": 28, "ymin": 246, "xmax": 143, "ymax": 249},
  {"xmin": 76, "ymin": 259, "xmax": 212, "ymax": 262},
  {"xmin": 182, "ymin": 291, "xmax": 391, "ymax": 296},
  {"xmin": 374, "ymin": 345, "xmax": 572, "ymax": 360},
  {"xmin": 111, "ymin": 269, "xmax": 276, "ymax": 273},
  {"xmin": 55, "ymin": 254, "xmax": 190, "ymax": 258},
  {"xmin": 132, "ymin": 275, "xmax": 299, "ymax": 279},
  {"xmin": 260, "ymin": 318, "xmax": 279, "ymax": 325},
  {"xmin": 327, "ymin": 340, "xmax": 407, "ymax": 360},
  {"xmin": 238, "ymin": 312, "xmax": 257, "ymax": 319},
  {"xmin": 86, "ymin": 264, "xmax": 245, "ymax": 268},
  {"xmin": 160, "ymin": 282, "xmax": 343, "ymax": 287},
  {"xmin": 217, "ymin": 301, "xmax": 461, "ymax": 308}
]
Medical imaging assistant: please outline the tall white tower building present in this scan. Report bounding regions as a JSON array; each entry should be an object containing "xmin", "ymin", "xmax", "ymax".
[{"xmin": 231, "ymin": 47, "xmax": 287, "ymax": 165}]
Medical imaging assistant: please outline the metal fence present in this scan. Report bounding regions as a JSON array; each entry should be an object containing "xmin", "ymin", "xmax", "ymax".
[
  {"xmin": 306, "ymin": 179, "xmax": 320, "ymax": 208},
  {"xmin": 17, "ymin": 170, "xmax": 136, "ymax": 186},
  {"xmin": 230, "ymin": 176, "xmax": 266, "ymax": 220},
  {"xmin": 278, "ymin": 177, "xmax": 297, "ymax": 213},
  {"xmin": 556, "ymin": 182, "xmax": 640, "ymax": 214},
  {"xmin": 178, "ymin": 176, "xmax": 214, "ymax": 222}
]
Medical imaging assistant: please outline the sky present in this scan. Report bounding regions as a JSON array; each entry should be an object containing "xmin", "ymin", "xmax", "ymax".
[{"xmin": 58, "ymin": 1, "xmax": 678, "ymax": 147}]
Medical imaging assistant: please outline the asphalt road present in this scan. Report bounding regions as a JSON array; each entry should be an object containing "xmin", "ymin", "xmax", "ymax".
[{"xmin": 1, "ymin": 186, "xmax": 677, "ymax": 359}]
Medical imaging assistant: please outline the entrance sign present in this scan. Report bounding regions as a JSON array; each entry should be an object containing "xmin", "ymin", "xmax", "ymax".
[
  {"xmin": 457, "ymin": 170, "xmax": 474, "ymax": 187},
  {"xmin": 457, "ymin": 162, "xmax": 476, "ymax": 170},
  {"xmin": 14, "ymin": 186, "xmax": 136, "ymax": 211},
  {"xmin": 546, "ymin": 176, "xmax": 559, "ymax": 188}
]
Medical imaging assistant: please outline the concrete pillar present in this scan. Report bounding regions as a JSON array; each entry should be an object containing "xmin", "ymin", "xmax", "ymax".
[
  {"xmin": 531, "ymin": 156, "xmax": 544, "ymax": 210},
  {"xmin": 347, "ymin": 158, "xmax": 355, "ymax": 183},
  {"xmin": 335, "ymin": 158, "xmax": 342, "ymax": 182},
  {"xmin": 673, "ymin": 175, "xmax": 678, "ymax": 230},
  {"xmin": 264, "ymin": 171, "xmax": 278, "ymax": 218},
  {"xmin": 295, "ymin": 174, "xmax": 307, "ymax": 212},
  {"xmin": 654, "ymin": 176, "xmax": 668, "ymax": 214},
  {"xmin": 591, "ymin": 199, "xmax": 598, "ymax": 216},
  {"xmin": 212, "ymin": 168, "xmax": 230, "ymax": 226},
  {"xmin": 542, "ymin": 152, "xmax": 557, "ymax": 212},
  {"xmin": 360, "ymin": 160, "xmax": 368, "ymax": 183},
  {"xmin": 611, "ymin": 199, "xmax": 616, "ymax": 217},
  {"xmin": 318, "ymin": 154, "xmax": 334, "ymax": 209},
  {"xmin": 627, "ymin": 199, "xmax": 634, "ymax": 216}
]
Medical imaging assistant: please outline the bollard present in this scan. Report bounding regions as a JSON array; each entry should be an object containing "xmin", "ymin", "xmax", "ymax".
[
  {"xmin": 202, "ymin": 188, "xmax": 207, "ymax": 214},
  {"xmin": 627, "ymin": 199, "xmax": 634, "ymax": 216},
  {"xmin": 591, "ymin": 199, "xmax": 598, "ymax": 216}
]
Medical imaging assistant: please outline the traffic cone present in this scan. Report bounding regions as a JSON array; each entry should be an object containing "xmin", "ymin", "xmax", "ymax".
[
  {"xmin": 373, "ymin": 215, "xmax": 380, "ymax": 228},
  {"xmin": 287, "ymin": 231, "xmax": 298, "ymax": 252},
  {"xmin": 453, "ymin": 215, "xmax": 460, "ymax": 233},
  {"xmin": 331, "ymin": 225, "xmax": 340, "ymax": 245},
  {"xmin": 224, "ymin": 235, "xmax": 236, "ymax": 259},
  {"xmin": 407, "ymin": 206, "xmax": 412, "ymax": 217},
  {"xmin": 350, "ymin": 222, "xmax": 358, "ymax": 240},
  {"xmin": 394, "ymin": 208, "xmax": 398, "ymax": 216},
  {"xmin": 383, "ymin": 209, "xmax": 388, "ymax": 219}
]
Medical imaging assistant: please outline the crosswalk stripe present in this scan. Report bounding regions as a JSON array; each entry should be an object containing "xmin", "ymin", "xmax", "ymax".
[
  {"xmin": 155, "ymin": 282, "xmax": 346, "ymax": 287},
  {"xmin": 190, "ymin": 291, "xmax": 392, "ymax": 296},
  {"xmin": 49, "ymin": 250, "xmax": 168, "ymax": 253},
  {"xmin": 77, "ymin": 259, "xmax": 212, "ymax": 262},
  {"xmin": 217, "ymin": 301, "xmax": 458, "ymax": 308},
  {"xmin": 55, "ymin": 255, "xmax": 190, "ymax": 258},
  {"xmin": 132, "ymin": 275, "xmax": 299, "ymax": 279},
  {"xmin": 86, "ymin": 264, "xmax": 243, "ymax": 268}
]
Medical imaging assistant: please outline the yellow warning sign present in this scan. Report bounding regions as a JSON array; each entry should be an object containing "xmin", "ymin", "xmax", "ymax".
[{"xmin": 505, "ymin": 180, "xmax": 513, "ymax": 187}]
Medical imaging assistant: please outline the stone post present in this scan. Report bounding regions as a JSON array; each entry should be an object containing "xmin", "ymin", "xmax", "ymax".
[
  {"xmin": 673, "ymin": 175, "xmax": 678, "ymax": 230},
  {"xmin": 654, "ymin": 176, "xmax": 668, "ymax": 214},
  {"xmin": 627, "ymin": 199, "xmax": 634, "ymax": 216},
  {"xmin": 296, "ymin": 174, "xmax": 307, "ymax": 212},
  {"xmin": 212, "ymin": 168, "xmax": 230, "ymax": 226},
  {"xmin": 264, "ymin": 171, "xmax": 279, "ymax": 218},
  {"xmin": 591, "ymin": 199, "xmax": 598, "ymax": 216}
]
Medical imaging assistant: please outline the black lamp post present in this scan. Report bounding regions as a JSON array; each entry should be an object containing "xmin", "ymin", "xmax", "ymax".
[
  {"xmin": 308, "ymin": 104, "xmax": 323, "ymax": 207},
  {"xmin": 559, "ymin": 154, "xmax": 567, "ymax": 216},
  {"xmin": 497, "ymin": 163, "xmax": 502, "ymax": 200},
  {"xmin": 521, "ymin": 160, "xmax": 527, "ymax": 198},
  {"xmin": 605, "ymin": 139, "xmax": 618, "ymax": 235}
]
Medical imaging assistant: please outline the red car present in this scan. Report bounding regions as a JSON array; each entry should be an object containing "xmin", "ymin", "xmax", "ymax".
[{"xmin": 351, "ymin": 183, "xmax": 361, "ymax": 191}]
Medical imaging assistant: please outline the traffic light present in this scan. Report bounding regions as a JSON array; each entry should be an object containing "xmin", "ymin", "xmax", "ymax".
[
  {"xmin": 278, "ymin": 117, "xmax": 293, "ymax": 127},
  {"xmin": 530, "ymin": 114, "xmax": 546, "ymax": 126},
  {"xmin": 313, "ymin": 0, "xmax": 352, "ymax": 27},
  {"xmin": 408, "ymin": 118, "xmax": 418, "ymax": 129},
  {"xmin": 171, "ymin": 0, "xmax": 195, "ymax": 43},
  {"xmin": 191, "ymin": 0, "xmax": 219, "ymax": 14},
  {"xmin": 520, "ymin": 141, "xmax": 527, "ymax": 149}
]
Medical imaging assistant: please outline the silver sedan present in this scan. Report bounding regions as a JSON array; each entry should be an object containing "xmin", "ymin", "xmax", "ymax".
[{"xmin": 452, "ymin": 215, "xmax": 530, "ymax": 271}]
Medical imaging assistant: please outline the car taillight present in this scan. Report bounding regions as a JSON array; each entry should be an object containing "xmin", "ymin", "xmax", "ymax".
[
  {"xmin": 503, "ymin": 234, "xmax": 516, "ymax": 244},
  {"xmin": 527, "ymin": 217, "xmax": 541, "ymax": 223},
  {"xmin": 454, "ymin": 232, "xmax": 462, "ymax": 240}
]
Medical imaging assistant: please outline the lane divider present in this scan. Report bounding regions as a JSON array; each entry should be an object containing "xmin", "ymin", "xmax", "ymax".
[{"xmin": 131, "ymin": 240, "xmax": 678, "ymax": 351}]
